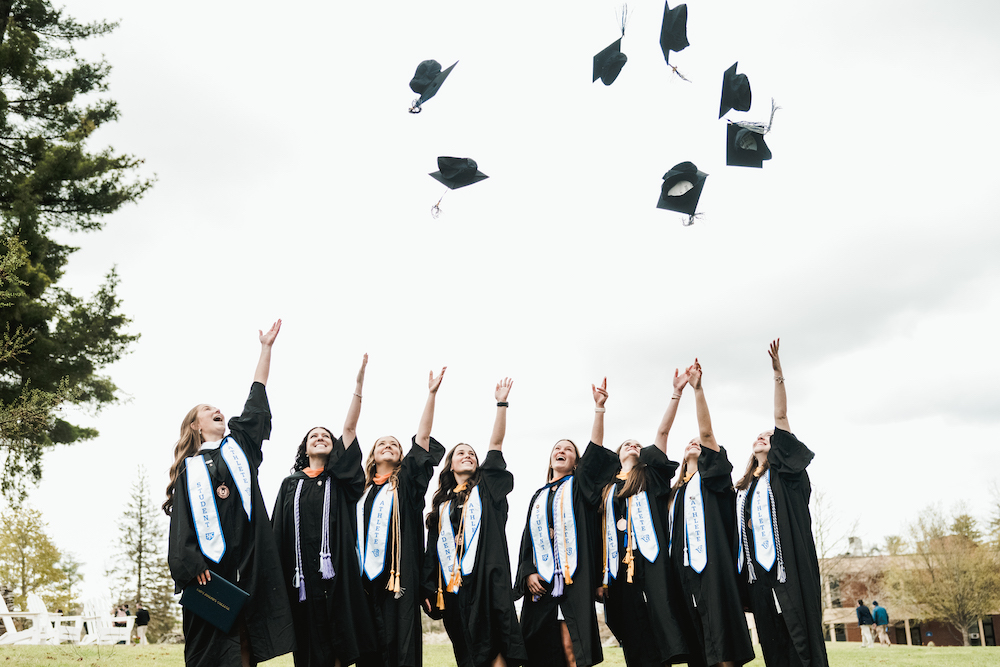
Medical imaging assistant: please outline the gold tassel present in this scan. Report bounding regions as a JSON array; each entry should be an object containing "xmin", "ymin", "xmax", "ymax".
[
  {"xmin": 436, "ymin": 568, "xmax": 445, "ymax": 609},
  {"xmin": 448, "ymin": 567, "xmax": 462, "ymax": 592},
  {"xmin": 625, "ymin": 496, "xmax": 635, "ymax": 584}
]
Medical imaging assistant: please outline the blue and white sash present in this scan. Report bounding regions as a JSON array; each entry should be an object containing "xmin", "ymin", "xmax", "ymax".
[
  {"xmin": 186, "ymin": 456, "xmax": 226, "ymax": 563},
  {"xmin": 603, "ymin": 487, "xmax": 619, "ymax": 584},
  {"xmin": 357, "ymin": 483, "xmax": 393, "ymax": 580},
  {"xmin": 683, "ymin": 472, "xmax": 707, "ymax": 573},
  {"xmin": 437, "ymin": 486, "xmax": 483, "ymax": 591},
  {"xmin": 630, "ymin": 491, "xmax": 659, "ymax": 564},
  {"xmin": 221, "ymin": 438, "xmax": 253, "ymax": 522},
  {"xmin": 737, "ymin": 470, "xmax": 786, "ymax": 583},
  {"xmin": 528, "ymin": 477, "xmax": 577, "ymax": 583}
]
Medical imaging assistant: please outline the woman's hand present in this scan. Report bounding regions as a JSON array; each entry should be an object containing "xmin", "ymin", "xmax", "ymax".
[
  {"xmin": 769, "ymin": 339, "xmax": 782, "ymax": 373},
  {"xmin": 527, "ymin": 573, "xmax": 546, "ymax": 597},
  {"xmin": 259, "ymin": 319, "xmax": 281, "ymax": 347},
  {"xmin": 689, "ymin": 359, "xmax": 703, "ymax": 390},
  {"xmin": 428, "ymin": 367, "xmax": 447, "ymax": 393},
  {"xmin": 673, "ymin": 366, "xmax": 691, "ymax": 394},
  {"xmin": 196, "ymin": 570, "xmax": 212, "ymax": 586},
  {"xmin": 357, "ymin": 353, "xmax": 368, "ymax": 385},
  {"xmin": 592, "ymin": 377, "xmax": 608, "ymax": 407},
  {"xmin": 423, "ymin": 598, "xmax": 434, "ymax": 614},
  {"xmin": 495, "ymin": 377, "xmax": 513, "ymax": 402}
]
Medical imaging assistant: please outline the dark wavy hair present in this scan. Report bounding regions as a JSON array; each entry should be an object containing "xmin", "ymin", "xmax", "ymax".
[
  {"xmin": 291, "ymin": 427, "xmax": 335, "ymax": 473},
  {"xmin": 425, "ymin": 443, "xmax": 481, "ymax": 530}
]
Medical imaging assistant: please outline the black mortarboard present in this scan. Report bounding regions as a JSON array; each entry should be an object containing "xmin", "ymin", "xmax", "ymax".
[
  {"xmin": 657, "ymin": 162, "xmax": 708, "ymax": 217},
  {"xmin": 592, "ymin": 39, "xmax": 628, "ymax": 86},
  {"xmin": 719, "ymin": 62, "xmax": 751, "ymax": 118},
  {"xmin": 429, "ymin": 157, "xmax": 488, "ymax": 189},
  {"xmin": 726, "ymin": 124, "xmax": 772, "ymax": 168},
  {"xmin": 409, "ymin": 60, "xmax": 458, "ymax": 111},
  {"xmin": 660, "ymin": 2, "xmax": 689, "ymax": 64}
]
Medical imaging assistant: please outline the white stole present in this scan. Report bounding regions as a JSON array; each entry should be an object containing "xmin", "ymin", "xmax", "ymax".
[
  {"xmin": 682, "ymin": 472, "xmax": 707, "ymax": 573},
  {"xmin": 221, "ymin": 437, "xmax": 253, "ymax": 522},
  {"xmin": 186, "ymin": 455, "xmax": 226, "ymax": 563},
  {"xmin": 437, "ymin": 486, "xmax": 484, "ymax": 592},
  {"xmin": 750, "ymin": 470, "xmax": 777, "ymax": 571},
  {"xmin": 603, "ymin": 487, "xmax": 619, "ymax": 584},
  {"xmin": 630, "ymin": 491, "xmax": 659, "ymax": 563},
  {"xmin": 356, "ymin": 483, "xmax": 393, "ymax": 580},
  {"xmin": 528, "ymin": 477, "xmax": 577, "ymax": 583}
]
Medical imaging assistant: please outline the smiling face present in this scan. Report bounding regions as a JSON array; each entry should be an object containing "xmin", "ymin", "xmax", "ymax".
[
  {"xmin": 450, "ymin": 444, "xmax": 478, "ymax": 476},
  {"xmin": 305, "ymin": 427, "xmax": 334, "ymax": 459},
  {"xmin": 618, "ymin": 439, "xmax": 641, "ymax": 465},
  {"xmin": 549, "ymin": 439, "xmax": 579, "ymax": 480},
  {"xmin": 752, "ymin": 430, "xmax": 773, "ymax": 458},
  {"xmin": 372, "ymin": 436, "xmax": 403, "ymax": 466},
  {"xmin": 683, "ymin": 437, "xmax": 702, "ymax": 463},
  {"xmin": 191, "ymin": 404, "xmax": 225, "ymax": 441}
]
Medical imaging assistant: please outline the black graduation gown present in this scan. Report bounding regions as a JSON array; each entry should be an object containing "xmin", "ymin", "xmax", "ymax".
[
  {"xmin": 421, "ymin": 450, "xmax": 528, "ymax": 667},
  {"xmin": 514, "ymin": 442, "xmax": 618, "ymax": 667},
  {"xmin": 360, "ymin": 437, "xmax": 445, "ymax": 667},
  {"xmin": 670, "ymin": 446, "xmax": 755, "ymax": 667},
  {"xmin": 272, "ymin": 437, "xmax": 377, "ymax": 666},
  {"xmin": 741, "ymin": 429, "xmax": 828, "ymax": 667},
  {"xmin": 168, "ymin": 382, "xmax": 295, "ymax": 667},
  {"xmin": 603, "ymin": 446, "xmax": 689, "ymax": 667}
]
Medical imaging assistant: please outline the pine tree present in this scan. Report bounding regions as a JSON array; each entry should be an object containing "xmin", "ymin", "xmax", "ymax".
[{"xmin": 108, "ymin": 466, "xmax": 177, "ymax": 642}]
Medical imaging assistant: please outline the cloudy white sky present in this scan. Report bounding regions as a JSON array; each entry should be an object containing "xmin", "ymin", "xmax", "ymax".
[{"xmin": 7, "ymin": 0, "xmax": 1000, "ymax": 601}]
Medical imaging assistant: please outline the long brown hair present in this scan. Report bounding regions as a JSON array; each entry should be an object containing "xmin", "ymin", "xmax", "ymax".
[
  {"xmin": 604, "ymin": 441, "xmax": 648, "ymax": 502},
  {"xmin": 734, "ymin": 454, "xmax": 769, "ymax": 491},
  {"xmin": 546, "ymin": 439, "xmax": 580, "ymax": 483},
  {"xmin": 425, "ymin": 443, "xmax": 481, "ymax": 530},
  {"xmin": 364, "ymin": 435, "xmax": 403, "ymax": 487},
  {"xmin": 163, "ymin": 405, "xmax": 207, "ymax": 516}
]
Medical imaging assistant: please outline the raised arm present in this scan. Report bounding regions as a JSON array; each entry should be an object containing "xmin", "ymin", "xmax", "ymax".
[
  {"xmin": 342, "ymin": 354, "xmax": 367, "ymax": 448},
  {"xmin": 769, "ymin": 339, "xmax": 789, "ymax": 432},
  {"xmin": 253, "ymin": 319, "xmax": 281, "ymax": 385},
  {"xmin": 690, "ymin": 360, "xmax": 720, "ymax": 452},
  {"xmin": 489, "ymin": 377, "xmax": 513, "ymax": 451},
  {"xmin": 652, "ymin": 366, "xmax": 691, "ymax": 453},
  {"xmin": 591, "ymin": 377, "xmax": 608, "ymax": 447},
  {"xmin": 415, "ymin": 367, "xmax": 446, "ymax": 450}
]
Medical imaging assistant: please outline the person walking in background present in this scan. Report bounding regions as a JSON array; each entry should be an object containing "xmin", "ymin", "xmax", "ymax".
[
  {"xmin": 136, "ymin": 603, "xmax": 151, "ymax": 645},
  {"xmin": 872, "ymin": 601, "xmax": 890, "ymax": 646},
  {"xmin": 856, "ymin": 600, "xmax": 875, "ymax": 648}
]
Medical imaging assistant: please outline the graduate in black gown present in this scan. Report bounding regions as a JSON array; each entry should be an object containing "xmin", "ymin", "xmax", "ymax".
[
  {"xmin": 272, "ymin": 354, "xmax": 377, "ymax": 666},
  {"xmin": 734, "ymin": 340, "xmax": 828, "ymax": 667},
  {"xmin": 357, "ymin": 368, "xmax": 447, "ymax": 667},
  {"xmin": 165, "ymin": 321, "xmax": 295, "ymax": 667},
  {"xmin": 600, "ymin": 368, "xmax": 692, "ymax": 667},
  {"xmin": 515, "ymin": 378, "xmax": 618, "ymax": 667},
  {"xmin": 421, "ymin": 377, "xmax": 528, "ymax": 667},
  {"xmin": 669, "ymin": 360, "xmax": 755, "ymax": 667}
]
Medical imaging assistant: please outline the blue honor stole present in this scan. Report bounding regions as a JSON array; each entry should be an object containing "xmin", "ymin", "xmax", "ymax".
[
  {"xmin": 437, "ymin": 486, "xmax": 483, "ymax": 592},
  {"xmin": 528, "ymin": 476, "xmax": 577, "ymax": 584},
  {"xmin": 357, "ymin": 483, "xmax": 393, "ymax": 580},
  {"xmin": 682, "ymin": 472, "xmax": 707, "ymax": 573},
  {"xmin": 185, "ymin": 436, "xmax": 253, "ymax": 563}
]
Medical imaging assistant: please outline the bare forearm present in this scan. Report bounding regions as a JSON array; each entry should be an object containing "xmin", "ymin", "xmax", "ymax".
[
  {"xmin": 415, "ymin": 393, "xmax": 436, "ymax": 450},
  {"xmin": 652, "ymin": 392, "xmax": 682, "ymax": 452},
  {"xmin": 774, "ymin": 372, "xmax": 789, "ymax": 431},
  {"xmin": 253, "ymin": 345, "xmax": 272, "ymax": 385},
  {"xmin": 489, "ymin": 405, "xmax": 507, "ymax": 450},
  {"xmin": 343, "ymin": 385, "xmax": 363, "ymax": 447},
  {"xmin": 591, "ymin": 411, "xmax": 604, "ymax": 447},
  {"xmin": 693, "ymin": 387, "xmax": 720, "ymax": 451}
]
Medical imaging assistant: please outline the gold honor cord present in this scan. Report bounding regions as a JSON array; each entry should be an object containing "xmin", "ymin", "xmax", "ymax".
[{"xmin": 436, "ymin": 484, "xmax": 472, "ymax": 610}]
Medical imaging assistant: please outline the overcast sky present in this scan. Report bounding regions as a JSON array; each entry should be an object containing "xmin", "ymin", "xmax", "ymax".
[{"xmin": 6, "ymin": 0, "xmax": 1000, "ymax": 602}]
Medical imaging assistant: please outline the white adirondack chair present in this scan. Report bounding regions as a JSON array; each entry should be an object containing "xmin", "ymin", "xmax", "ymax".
[
  {"xmin": 79, "ymin": 595, "xmax": 133, "ymax": 646},
  {"xmin": 0, "ymin": 606, "xmax": 42, "ymax": 645},
  {"xmin": 24, "ymin": 594, "xmax": 60, "ymax": 644}
]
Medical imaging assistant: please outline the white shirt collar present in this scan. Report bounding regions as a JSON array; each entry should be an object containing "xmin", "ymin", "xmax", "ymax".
[{"xmin": 201, "ymin": 438, "xmax": 223, "ymax": 451}]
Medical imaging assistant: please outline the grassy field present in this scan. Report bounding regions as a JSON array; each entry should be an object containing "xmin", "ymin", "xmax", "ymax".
[{"xmin": 1, "ymin": 642, "xmax": 998, "ymax": 666}]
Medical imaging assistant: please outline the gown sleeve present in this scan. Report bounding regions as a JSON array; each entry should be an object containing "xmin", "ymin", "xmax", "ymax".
[
  {"xmin": 270, "ymin": 477, "xmax": 295, "ymax": 590},
  {"xmin": 698, "ymin": 446, "xmax": 735, "ymax": 493},
  {"xmin": 328, "ymin": 436, "xmax": 366, "ymax": 503},
  {"xmin": 227, "ymin": 382, "xmax": 272, "ymax": 468},
  {"xmin": 639, "ymin": 446, "xmax": 679, "ymax": 498},
  {"xmin": 513, "ymin": 488, "xmax": 544, "ymax": 600},
  {"xmin": 478, "ymin": 450, "xmax": 514, "ymax": 514},
  {"xmin": 400, "ymin": 435, "xmax": 446, "ymax": 502},
  {"xmin": 168, "ymin": 465, "xmax": 210, "ymax": 592},
  {"xmin": 768, "ymin": 428, "xmax": 814, "ymax": 475},
  {"xmin": 576, "ymin": 441, "xmax": 619, "ymax": 506}
]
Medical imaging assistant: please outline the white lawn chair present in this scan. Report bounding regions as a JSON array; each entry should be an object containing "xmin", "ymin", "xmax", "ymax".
[
  {"xmin": 79, "ymin": 595, "xmax": 133, "ymax": 646},
  {"xmin": 24, "ymin": 594, "xmax": 60, "ymax": 644},
  {"xmin": 0, "ymin": 606, "xmax": 42, "ymax": 645}
]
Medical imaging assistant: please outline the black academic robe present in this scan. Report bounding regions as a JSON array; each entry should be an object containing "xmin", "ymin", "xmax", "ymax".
[
  {"xmin": 741, "ymin": 429, "xmax": 828, "ymax": 667},
  {"xmin": 603, "ymin": 446, "xmax": 690, "ymax": 667},
  {"xmin": 168, "ymin": 382, "xmax": 295, "ymax": 667},
  {"xmin": 514, "ymin": 442, "xmax": 618, "ymax": 667},
  {"xmin": 670, "ymin": 446, "xmax": 755, "ymax": 667},
  {"xmin": 421, "ymin": 450, "xmax": 528, "ymax": 667},
  {"xmin": 272, "ymin": 437, "xmax": 377, "ymax": 666},
  {"xmin": 359, "ymin": 437, "xmax": 444, "ymax": 667}
]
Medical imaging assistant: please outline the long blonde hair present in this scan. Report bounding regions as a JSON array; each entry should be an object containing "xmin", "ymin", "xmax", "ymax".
[
  {"xmin": 364, "ymin": 436, "xmax": 403, "ymax": 487},
  {"xmin": 163, "ymin": 405, "xmax": 207, "ymax": 516},
  {"xmin": 734, "ymin": 455, "xmax": 769, "ymax": 491}
]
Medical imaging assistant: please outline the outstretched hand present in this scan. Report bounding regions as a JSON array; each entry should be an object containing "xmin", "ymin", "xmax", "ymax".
[
  {"xmin": 428, "ymin": 367, "xmax": 447, "ymax": 393},
  {"xmin": 673, "ymin": 366, "xmax": 692, "ymax": 394},
  {"xmin": 496, "ymin": 377, "xmax": 513, "ymax": 402},
  {"xmin": 357, "ymin": 353, "xmax": 368, "ymax": 384},
  {"xmin": 769, "ymin": 339, "xmax": 782, "ymax": 373},
  {"xmin": 689, "ymin": 359, "xmax": 703, "ymax": 390},
  {"xmin": 592, "ymin": 377, "xmax": 608, "ymax": 407},
  {"xmin": 259, "ymin": 319, "xmax": 282, "ymax": 346}
]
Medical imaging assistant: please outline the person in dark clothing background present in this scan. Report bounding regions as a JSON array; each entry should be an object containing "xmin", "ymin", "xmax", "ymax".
[
  {"xmin": 135, "ymin": 603, "xmax": 151, "ymax": 645},
  {"xmin": 872, "ymin": 601, "xmax": 890, "ymax": 646},
  {"xmin": 856, "ymin": 600, "xmax": 875, "ymax": 648}
]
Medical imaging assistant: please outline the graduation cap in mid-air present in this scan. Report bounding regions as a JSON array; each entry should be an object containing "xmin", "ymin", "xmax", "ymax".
[
  {"xmin": 726, "ymin": 124, "xmax": 772, "ymax": 168},
  {"xmin": 657, "ymin": 161, "xmax": 708, "ymax": 225},
  {"xmin": 719, "ymin": 62, "xmax": 751, "ymax": 118},
  {"xmin": 408, "ymin": 60, "xmax": 458, "ymax": 113},
  {"xmin": 593, "ymin": 39, "xmax": 628, "ymax": 86},
  {"xmin": 428, "ymin": 157, "xmax": 489, "ymax": 218},
  {"xmin": 660, "ymin": 2, "xmax": 689, "ymax": 65}
]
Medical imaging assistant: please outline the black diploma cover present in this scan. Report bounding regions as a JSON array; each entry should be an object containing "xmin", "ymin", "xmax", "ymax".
[{"xmin": 179, "ymin": 571, "xmax": 250, "ymax": 633}]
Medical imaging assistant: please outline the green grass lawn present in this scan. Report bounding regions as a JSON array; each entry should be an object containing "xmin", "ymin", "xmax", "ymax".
[{"xmin": 1, "ymin": 642, "xmax": 998, "ymax": 666}]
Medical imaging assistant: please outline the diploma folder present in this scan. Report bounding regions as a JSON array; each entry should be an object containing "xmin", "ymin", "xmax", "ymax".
[{"xmin": 180, "ymin": 572, "xmax": 249, "ymax": 633}]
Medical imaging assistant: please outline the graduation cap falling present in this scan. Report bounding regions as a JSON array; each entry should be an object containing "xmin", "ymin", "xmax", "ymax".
[
  {"xmin": 408, "ymin": 60, "xmax": 458, "ymax": 113},
  {"xmin": 719, "ymin": 62, "xmax": 751, "ymax": 118},
  {"xmin": 428, "ymin": 157, "xmax": 489, "ymax": 218},
  {"xmin": 593, "ymin": 5, "xmax": 631, "ymax": 86},
  {"xmin": 660, "ymin": 2, "xmax": 691, "ymax": 81},
  {"xmin": 727, "ymin": 98, "xmax": 780, "ymax": 167},
  {"xmin": 657, "ymin": 161, "xmax": 708, "ymax": 225}
]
